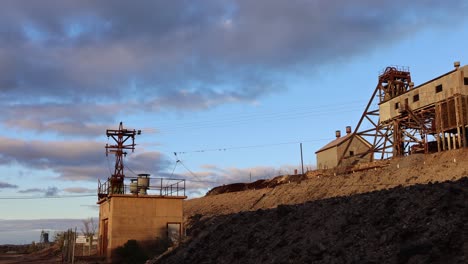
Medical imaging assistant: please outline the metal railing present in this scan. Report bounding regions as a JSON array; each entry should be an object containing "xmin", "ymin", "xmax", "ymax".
[{"xmin": 98, "ymin": 177, "xmax": 185, "ymax": 199}]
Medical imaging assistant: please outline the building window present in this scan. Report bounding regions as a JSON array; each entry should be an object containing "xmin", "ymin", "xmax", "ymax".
[
  {"xmin": 435, "ymin": 84, "xmax": 443, "ymax": 93},
  {"xmin": 349, "ymin": 151, "xmax": 354, "ymax": 156},
  {"xmin": 413, "ymin": 94, "xmax": 419, "ymax": 102},
  {"xmin": 464, "ymin": 77, "xmax": 468, "ymax": 85},
  {"xmin": 395, "ymin": 102, "xmax": 400, "ymax": 109}
]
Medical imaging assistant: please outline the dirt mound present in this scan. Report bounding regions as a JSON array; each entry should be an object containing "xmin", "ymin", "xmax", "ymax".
[
  {"xmin": 185, "ymin": 149, "xmax": 468, "ymax": 218},
  {"xmin": 155, "ymin": 177, "xmax": 468, "ymax": 264},
  {"xmin": 206, "ymin": 174, "xmax": 307, "ymax": 196}
]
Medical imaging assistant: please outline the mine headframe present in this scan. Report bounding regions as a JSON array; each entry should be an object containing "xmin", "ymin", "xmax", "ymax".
[{"xmin": 338, "ymin": 66, "xmax": 432, "ymax": 166}]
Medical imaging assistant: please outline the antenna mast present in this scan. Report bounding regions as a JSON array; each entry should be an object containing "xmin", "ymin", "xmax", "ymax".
[{"xmin": 105, "ymin": 122, "xmax": 141, "ymax": 194}]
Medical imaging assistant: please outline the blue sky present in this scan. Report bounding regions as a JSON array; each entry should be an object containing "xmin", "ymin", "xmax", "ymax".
[{"xmin": 1, "ymin": 0, "xmax": 468, "ymax": 244}]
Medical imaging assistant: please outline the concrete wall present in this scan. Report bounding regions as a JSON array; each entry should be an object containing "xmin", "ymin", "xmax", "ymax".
[
  {"xmin": 337, "ymin": 137, "xmax": 372, "ymax": 166},
  {"xmin": 98, "ymin": 195, "xmax": 185, "ymax": 261},
  {"xmin": 316, "ymin": 146, "xmax": 338, "ymax": 169},
  {"xmin": 380, "ymin": 65, "xmax": 468, "ymax": 122}
]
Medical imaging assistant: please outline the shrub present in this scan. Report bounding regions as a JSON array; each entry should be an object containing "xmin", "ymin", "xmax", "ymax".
[{"xmin": 115, "ymin": 240, "xmax": 148, "ymax": 264}]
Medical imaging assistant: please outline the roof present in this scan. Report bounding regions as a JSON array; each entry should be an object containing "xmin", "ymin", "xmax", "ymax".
[
  {"xmin": 315, "ymin": 134, "xmax": 352, "ymax": 153},
  {"xmin": 315, "ymin": 133, "xmax": 371, "ymax": 154}
]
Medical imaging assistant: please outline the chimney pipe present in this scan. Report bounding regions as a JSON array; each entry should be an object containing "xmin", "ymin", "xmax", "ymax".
[
  {"xmin": 346, "ymin": 126, "xmax": 352, "ymax": 135},
  {"xmin": 335, "ymin": 130, "xmax": 341, "ymax": 138},
  {"xmin": 454, "ymin": 61, "xmax": 460, "ymax": 70}
]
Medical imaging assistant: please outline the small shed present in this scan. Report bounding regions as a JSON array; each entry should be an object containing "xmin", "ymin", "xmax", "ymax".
[{"xmin": 315, "ymin": 128, "xmax": 372, "ymax": 169}]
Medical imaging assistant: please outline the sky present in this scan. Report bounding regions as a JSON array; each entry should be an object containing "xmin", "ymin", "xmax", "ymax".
[{"xmin": 1, "ymin": 0, "xmax": 468, "ymax": 244}]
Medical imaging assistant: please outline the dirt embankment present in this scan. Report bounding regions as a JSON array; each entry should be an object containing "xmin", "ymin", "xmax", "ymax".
[
  {"xmin": 185, "ymin": 149, "xmax": 468, "ymax": 218},
  {"xmin": 156, "ymin": 177, "xmax": 468, "ymax": 264}
]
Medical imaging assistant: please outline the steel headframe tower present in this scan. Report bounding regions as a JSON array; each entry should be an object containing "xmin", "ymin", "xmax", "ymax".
[
  {"xmin": 338, "ymin": 66, "xmax": 430, "ymax": 166},
  {"xmin": 105, "ymin": 122, "xmax": 141, "ymax": 194}
]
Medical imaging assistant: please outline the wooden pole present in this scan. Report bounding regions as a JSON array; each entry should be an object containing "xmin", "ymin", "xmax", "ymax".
[{"xmin": 300, "ymin": 143, "xmax": 304, "ymax": 175}]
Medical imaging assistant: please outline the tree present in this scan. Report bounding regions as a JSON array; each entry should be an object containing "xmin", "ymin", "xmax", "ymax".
[{"xmin": 81, "ymin": 217, "xmax": 97, "ymax": 255}]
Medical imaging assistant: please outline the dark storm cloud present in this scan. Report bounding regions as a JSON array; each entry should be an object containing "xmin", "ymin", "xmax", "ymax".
[{"xmin": 0, "ymin": 181, "xmax": 18, "ymax": 189}]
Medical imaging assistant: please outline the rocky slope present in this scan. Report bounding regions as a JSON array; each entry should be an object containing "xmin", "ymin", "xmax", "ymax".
[{"xmin": 156, "ymin": 177, "xmax": 468, "ymax": 263}]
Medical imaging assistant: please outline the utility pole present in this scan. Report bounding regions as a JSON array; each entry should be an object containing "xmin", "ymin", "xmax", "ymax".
[
  {"xmin": 105, "ymin": 122, "xmax": 141, "ymax": 194},
  {"xmin": 300, "ymin": 143, "xmax": 304, "ymax": 175}
]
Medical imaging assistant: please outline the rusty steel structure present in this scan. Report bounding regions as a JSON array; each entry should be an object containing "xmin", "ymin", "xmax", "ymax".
[
  {"xmin": 338, "ymin": 63, "xmax": 468, "ymax": 166},
  {"xmin": 102, "ymin": 122, "xmax": 140, "ymax": 196}
]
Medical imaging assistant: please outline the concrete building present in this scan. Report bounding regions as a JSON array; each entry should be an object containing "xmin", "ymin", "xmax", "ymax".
[
  {"xmin": 315, "ymin": 127, "xmax": 372, "ymax": 169},
  {"xmin": 97, "ymin": 176, "xmax": 186, "ymax": 262}
]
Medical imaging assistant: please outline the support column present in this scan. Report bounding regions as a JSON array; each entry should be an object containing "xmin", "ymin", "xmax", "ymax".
[
  {"xmin": 447, "ymin": 133, "xmax": 451, "ymax": 150},
  {"xmin": 455, "ymin": 96, "xmax": 463, "ymax": 148},
  {"xmin": 442, "ymin": 132, "xmax": 446, "ymax": 151}
]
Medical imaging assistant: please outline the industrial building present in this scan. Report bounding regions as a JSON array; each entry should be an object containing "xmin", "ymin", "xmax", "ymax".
[
  {"xmin": 97, "ymin": 123, "xmax": 186, "ymax": 262},
  {"xmin": 317, "ymin": 62, "xmax": 468, "ymax": 169},
  {"xmin": 315, "ymin": 127, "xmax": 371, "ymax": 169}
]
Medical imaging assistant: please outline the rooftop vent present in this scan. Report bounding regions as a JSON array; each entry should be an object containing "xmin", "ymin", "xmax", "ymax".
[
  {"xmin": 335, "ymin": 130, "xmax": 341, "ymax": 138},
  {"xmin": 346, "ymin": 126, "xmax": 352, "ymax": 135}
]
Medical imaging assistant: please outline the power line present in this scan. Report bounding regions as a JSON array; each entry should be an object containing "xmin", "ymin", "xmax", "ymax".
[
  {"xmin": 0, "ymin": 194, "xmax": 95, "ymax": 200},
  {"xmin": 170, "ymin": 160, "xmax": 179, "ymax": 177},
  {"xmin": 125, "ymin": 163, "xmax": 139, "ymax": 177},
  {"xmin": 140, "ymin": 101, "xmax": 365, "ymax": 134},
  {"xmin": 174, "ymin": 138, "xmax": 333, "ymax": 155}
]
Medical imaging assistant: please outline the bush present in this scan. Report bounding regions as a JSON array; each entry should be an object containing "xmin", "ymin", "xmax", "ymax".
[
  {"xmin": 152, "ymin": 237, "xmax": 172, "ymax": 256},
  {"xmin": 115, "ymin": 240, "xmax": 148, "ymax": 264}
]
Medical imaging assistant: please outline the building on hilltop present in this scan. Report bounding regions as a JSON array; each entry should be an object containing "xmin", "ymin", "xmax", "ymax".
[
  {"xmin": 97, "ymin": 123, "xmax": 186, "ymax": 262},
  {"xmin": 316, "ymin": 126, "xmax": 372, "ymax": 169},
  {"xmin": 319, "ymin": 61, "xmax": 468, "ymax": 169}
]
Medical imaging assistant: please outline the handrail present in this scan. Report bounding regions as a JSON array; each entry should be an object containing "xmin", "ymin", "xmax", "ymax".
[{"xmin": 97, "ymin": 177, "xmax": 186, "ymax": 199}]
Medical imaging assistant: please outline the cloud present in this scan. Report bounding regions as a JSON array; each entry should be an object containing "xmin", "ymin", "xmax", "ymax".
[
  {"xmin": 0, "ymin": 136, "xmax": 109, "ymax": 181},
  {"xmin": 1, "ymin": 1, "xmax": 467, "ymax": 136},
  {"xmin": 80, "ymin": 205, "xmax": 99, "ymax": 211},
  {"xmin": 18, "ymin": 186, "xmax": 59, "ymax": 197},
  {"xmin": 44, "ymin": 187, "xmax": 59, "ymax": 197},
  {"xmin": 0, "ymin": 218, "xmax": 90, "ymax": 232},
  {"xmin": 173, "ymin": 163, "xmax": 305, "ymax": 197},
  {"xmin": 125, "ymin": 151, "xmax": 172, "ymax": 176},
  {"xmin": 63, "ymin": 187, "xmax": 95, "ymax": 194},
  {"xmin": 0, "ymin": 1, "xmax": 466, "ymax": 191},
  {"xmin": 0, "ymin": 136, "xmax": 103, "ymax": 167},
  {"xmin": 0, "ymin": 218, "xmax": 99, "ymax": 244},
  {"xmin": 18, "ymin": 188, "xmax": 43, "ymax": 194},
  {"xmin": 0, "ymin": 181, "xmax": 18, "ymax": 189},
  {"xmin": 0, "ymin": 135, "xmax": 172, "ymax": 181},
  {"xmin": 1, "ymin": 103, "xmax": 117, "ymax": 137}
]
